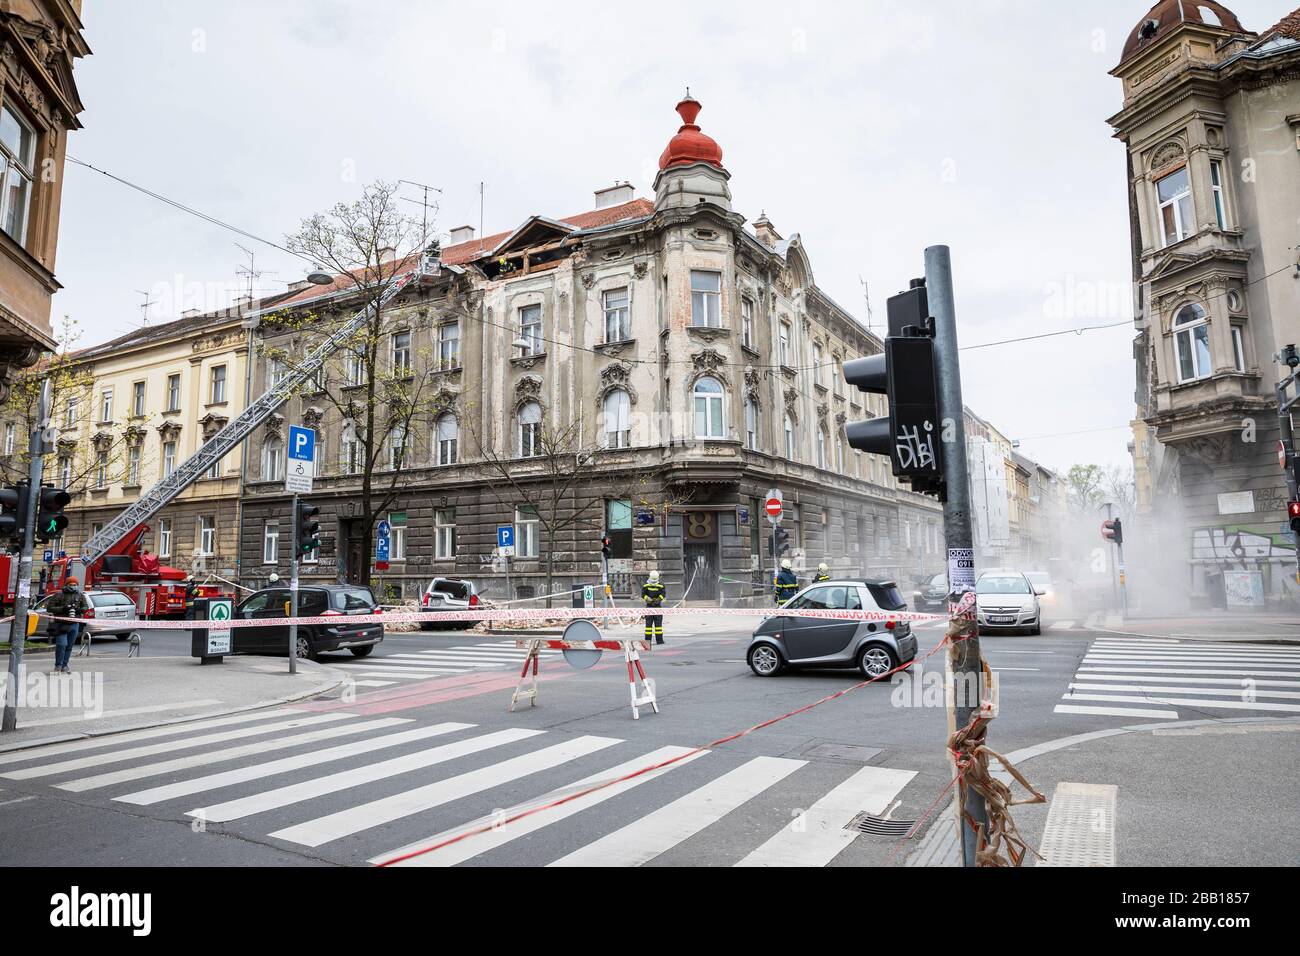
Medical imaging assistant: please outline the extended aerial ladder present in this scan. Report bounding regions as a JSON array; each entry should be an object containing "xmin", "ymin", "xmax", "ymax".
[{"xmin": 71, "ymin": 255, "xmax": 439, "ymax": 580}]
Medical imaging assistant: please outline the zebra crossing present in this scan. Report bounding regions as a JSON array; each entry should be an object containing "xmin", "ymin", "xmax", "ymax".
[
  {"xmin": 1055, "ymin": 636, "xmax": 1300, "ymax": 720},
  {"xmin": 0, "ymin": 709, "xmax": 918, "ymax": 866},
  {"xmin": 341, "ymin": 640, "xmax": 565, "ymax": 686}
]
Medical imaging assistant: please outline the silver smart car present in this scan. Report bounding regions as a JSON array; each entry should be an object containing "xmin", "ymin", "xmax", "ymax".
[{"xmin": 747, "ymin": 579, "xmax": 918, "ymax": 678}]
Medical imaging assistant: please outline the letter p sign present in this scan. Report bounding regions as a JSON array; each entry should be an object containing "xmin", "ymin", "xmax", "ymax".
[{"xmin": 288, "ymin": 425, "xmax": 315, "ymax": 464}]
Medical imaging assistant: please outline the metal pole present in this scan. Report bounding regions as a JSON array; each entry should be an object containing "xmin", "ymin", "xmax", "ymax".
[
  {"xmin": 3, "ymin": 380, "xmax": 50, "ymax": 732},
  {"xmin": 1104, "ymin": 502, "xmax": 1119, "ymax": 611},
  {"xmin": 925, "ymin": 244, "xmax": 988, "ymax": 867},
  {"xmin": 288, "ymin": 493, "xmax": 299, "ymax": 675},
  {"xmin": 771, "ymin": 521, "xmax": 778, "ymax": 598},
  {"xmin": 1278, "ymin": 360, "xmax": 1300, "ymax": 583}
]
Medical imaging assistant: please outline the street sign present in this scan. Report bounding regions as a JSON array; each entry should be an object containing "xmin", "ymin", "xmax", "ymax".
[
  {"xmin": 635, "ymin": 508, "xmax": 655, "ymax": 526},
  {"xmin": 42, "ymin": 549, "xmax": 52, "ymax": 564},
  {"xmin": 376, "ymin": 524, "xmax": 391, "ymax": 571},
  {"xmin": 286, "ymin": 425, "xmax": 316, "ymax": 494},
  {"xmin": 1279, "ymin": 440, "xmax": 1289, "ymax": 470},
  {"xmin": 207, "ymin": 598, "xmax": 233, "ymax": 655},
  {"xmin": 497, "ymin": 525, "xmax": 516, "ymax": 557},
  {"xmin": 377, "ymin": 519, "xmax": 391, "ymax": 538}
]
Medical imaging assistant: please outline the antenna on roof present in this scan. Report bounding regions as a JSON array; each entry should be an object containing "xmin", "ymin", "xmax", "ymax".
[
  {"xmin": 859, "ymin": 276, "xmax": 874, "ymax": 335},
  {"xmin": 235, "ymin": 243, "xmax": 275, "ymax": 315},
  {"xmin": 399, "ymin": 179, "xmax": 443, "ymax": 256},
  {"xmin": 133, "ymin": 289, "xmax": 153, "ymax": 327}
]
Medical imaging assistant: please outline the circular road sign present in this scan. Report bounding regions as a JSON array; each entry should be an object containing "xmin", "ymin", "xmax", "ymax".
[
  {"xmin": 561, "ymin": 619, "xmax": 603, "ymax": 669},
  {"xmin": 765, "ymin": 497, "xmax": 783, "ymax": 518}
]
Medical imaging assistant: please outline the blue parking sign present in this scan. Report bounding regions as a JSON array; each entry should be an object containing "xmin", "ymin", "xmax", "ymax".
[
  {"xmin": 288, "ymin": 425, "xmax": 315, "ymax": 462},
  {"xmin": 497, "ymin": 526, "xmax": 514, "ymax": 549}
]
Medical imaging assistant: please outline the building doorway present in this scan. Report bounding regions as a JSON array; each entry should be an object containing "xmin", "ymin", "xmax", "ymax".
[
  {"xmin": 682, "ymin": 509, "xmax": 719, "ymax": 602},
  {"xmin": 342, "ymin": 519, "xmax": 366, "ymax": 584}
]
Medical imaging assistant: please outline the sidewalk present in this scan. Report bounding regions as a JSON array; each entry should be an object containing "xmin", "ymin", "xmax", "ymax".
[
  {"xmin": 1088, "ymin": 610, "xmax": 1300, "ymax": 644},
  {"xmin": 0, "ymin": 653, "xmax": 345, "ymax": 751}
]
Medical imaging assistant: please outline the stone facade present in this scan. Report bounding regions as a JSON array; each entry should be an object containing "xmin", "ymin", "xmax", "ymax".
[{"xmin": 1110, "ymin": 2, "xmax": 1300, "ymax": 604}]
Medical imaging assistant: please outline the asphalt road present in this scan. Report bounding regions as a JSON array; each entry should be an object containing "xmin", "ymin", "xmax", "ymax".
[{"xmin": 1, "ymin": 615, "xmax": 1295, "ymax": 867}]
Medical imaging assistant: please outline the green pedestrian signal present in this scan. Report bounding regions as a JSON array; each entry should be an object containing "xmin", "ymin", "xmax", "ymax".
[{"xmin": 35, "ymin": 486, "xmax": 71, "ymax": 543}]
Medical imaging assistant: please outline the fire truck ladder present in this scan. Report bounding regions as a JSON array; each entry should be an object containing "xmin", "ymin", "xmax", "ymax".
[{"xmin": 77, "ymin": 261, "xmax": 433, "ymax": 565}]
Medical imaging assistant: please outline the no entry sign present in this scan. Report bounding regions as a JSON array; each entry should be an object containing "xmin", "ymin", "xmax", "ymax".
[{"xmin": 765, "ymin": 497, "xmax": 782, "ymax": 519}]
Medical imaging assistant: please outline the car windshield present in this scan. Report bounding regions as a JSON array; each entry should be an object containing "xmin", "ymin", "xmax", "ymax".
[
  {"xmin": 333, "ymin": 588, "xmax": 376, "ymax": 610},
  {"xmin": 867, "ymin": 583, "xmax": 907, "ymax": 611},
  {"xmin": 926, "ymin": 573, "xmax": 947, "ymax": 590},
  {"xmin": 430, "ymin": 580, "xmax": 471, "ymax": 601},
  {"xmin": 90, "ymin": 592, "xmax": 133, "ymax": 606},
  {"xmin": 977, "ymin": 575, "xmax": 1031, "ymax": 595},
  {"xmin": 789, "ymin": 586, "xmax": 862, "ymax": 611}
]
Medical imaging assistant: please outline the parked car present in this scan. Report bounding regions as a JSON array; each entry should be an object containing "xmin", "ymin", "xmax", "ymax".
[
  {"xmin": 232, "ymin": 584, "xmax": 383, "ymax": 660},
  {"xmin": 419, "ymin": 577, "xmax": 480, "ymax": 630},
  {"xmin": 747, "ymin": 579, "xmax": 918, "ymax": 679},
  {"xmin": 912, "ymin": 571, "xmax": 949, "ymax": 613},
  {"xmin": 30, "ymin": 588, "xmax": 141, "ymax": 642},
  {"xmin": 975, "ymin": 571, "xmax": 1042, "ymax": 635}
]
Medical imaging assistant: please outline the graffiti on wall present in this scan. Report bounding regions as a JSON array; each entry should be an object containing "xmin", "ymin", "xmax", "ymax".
[{"xmin": 1191, "ymin": 524, "xmax": 1296, "ymax": 567}]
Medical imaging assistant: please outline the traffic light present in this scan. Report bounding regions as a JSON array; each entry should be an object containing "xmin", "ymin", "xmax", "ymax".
[
  {"xmin": 35, "ymin": 486, "xmax": 70, "ymax": 542},
  {"xmin": 1101, "ymin": 517, "xmax": 1124, "ymax": 546},
  {"xmin": 295, "ymin": 500, "xmax": 321, "ymax": 555},
  {"xmin": 1288, "ymin": 500, "xmax": 1300, "ymax": 536},
  {"xmin": 0, "ymin": 482, "xmax": 30, "ymax": 548},
  {"xmin": 843, "ymin": 280, "xmax": 944, "ymax": 497},
  {"xmin": 769, "ymin": 525, "xmax": 791, "ymax": 557},
  {"xmin": 600, "ymin": 534, "xmax": 612, "ymax": 559}
]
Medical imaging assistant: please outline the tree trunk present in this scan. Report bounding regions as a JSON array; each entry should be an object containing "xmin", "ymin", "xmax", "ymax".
[{"xmin": 544, "ymin": 525, "xmax": 555, "ymax": 609}]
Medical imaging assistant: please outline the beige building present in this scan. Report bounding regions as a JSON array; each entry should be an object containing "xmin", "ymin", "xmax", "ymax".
[
  {"xmin": 1110, "ymin": 1, "xmax": 1300, "ymax": 604},
  {"xmin": 0, "ymin": 1, "xmax": 89, "ymax": 400}
]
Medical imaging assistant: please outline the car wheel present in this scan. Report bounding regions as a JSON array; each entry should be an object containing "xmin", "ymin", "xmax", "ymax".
[
  {"xmin": 419, "ymin": 622, "xmax": 436, "ymax": 631},
  {"xmin": 747, "ymin": 643, "xmax": 783, "ymax": 677},
  {"xmin": 858, "ymin": 643, "xmax": 898, "ymax": 680},
  {"xmin": 296, "ymin": 635, "xmax": 317, "ymax": 661},
  {"xmin": 115, "ymin": 633, "xmax": 129, "ymax": 641},
  {"xmin": 349, "ymin": 645, "xmax": 374, "ymax": 658},
  {"xmin": 1029, "ymin": 624, "xmax": 1042, "ymax": 636}
]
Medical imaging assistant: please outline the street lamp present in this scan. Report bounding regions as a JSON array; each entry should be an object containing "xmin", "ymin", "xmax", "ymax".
[{"xmin": 306, "ymin": 263, "xmax": 333, "ymax": 285}]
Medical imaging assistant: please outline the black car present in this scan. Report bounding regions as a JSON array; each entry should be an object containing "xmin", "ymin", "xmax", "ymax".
[
  {"xmin": 233, "ymin": 584, "xmax": 383, "ymax": 661},
  {"xmin": 912, "ymin": 572, "xmax": 949, "ymax": 613}
]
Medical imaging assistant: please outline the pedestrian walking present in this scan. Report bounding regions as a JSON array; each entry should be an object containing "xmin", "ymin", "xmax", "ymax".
[
  {"xmin": 641, "ymin": 570, "xmax": 666, "ymax": 645},
  {"xmin": 774, "ymin": 559, "xmax": 800, "ymax": 605},
  {"xmin": 45, "ymin": 578, "xmax": 88, "ymax": 674},
  {"xmin": 813, "ymin": 562, "xmax": 831, "ymax": 583}
]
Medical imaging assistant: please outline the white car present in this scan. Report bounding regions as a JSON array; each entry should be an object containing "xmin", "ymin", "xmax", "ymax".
[
  {"xmin": 418, "ymin": 577, "xmax": 480, "ymax": 631},
  {"xmin": 975, "ymin": 571, "xmax": 1042, "ymax": 635}
]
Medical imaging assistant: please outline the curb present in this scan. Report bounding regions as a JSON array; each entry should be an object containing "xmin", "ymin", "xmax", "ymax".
[{"xmin": 0, "ymin": 659, "xmax": 347, "ymax": 755}]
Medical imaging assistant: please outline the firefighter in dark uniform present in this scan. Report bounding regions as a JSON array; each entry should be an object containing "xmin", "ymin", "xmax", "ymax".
[
  {"xmin": 641, "ymin": 570, "xmax": 665, "ymax": 645},
  {"xmin": 774, "ymin": 559, "xmax": 800, "ymax": 605},
  {"xmin": 813, "ymin": 562, "xmax": 831, "ymax": 583}
]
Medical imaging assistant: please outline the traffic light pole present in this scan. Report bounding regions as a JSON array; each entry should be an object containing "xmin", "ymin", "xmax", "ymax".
[
  {"xmin": 3, "ymin": 380, "xmax": 50, "ymax": 733},
  {"xmin": 925, "ymin": 244, "xmax": 989, "ymax": 866},
  {"xmin": 1277, "ymin": 348, "xmax": 1300, "ymax": 583},
  {"xmin": 288, "ymin": 492, "xmax": 299, "ymax": 676}
]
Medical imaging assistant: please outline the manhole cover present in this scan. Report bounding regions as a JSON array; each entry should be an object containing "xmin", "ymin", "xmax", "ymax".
[
  {"xmin": 846, "ymin": 811, "xmax": 919, "ymax": 838},
  {"xmin": 805, "ymin": 743, "xmax": 882, "ymax": 763}
]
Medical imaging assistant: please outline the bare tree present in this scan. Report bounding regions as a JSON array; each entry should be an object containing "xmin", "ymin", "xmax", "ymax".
[
  {"xmin": 1104, "ymin": 464, "xmax": 1136, "ymax": 519},
  {"xmin": 263, "ymin": 180, "xmax": 440, "ymax": 589}
]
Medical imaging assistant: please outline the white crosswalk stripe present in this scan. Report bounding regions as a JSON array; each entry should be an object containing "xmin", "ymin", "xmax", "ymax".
[
  {"xmin": 327, "ymin": 643, "xmax": 564, "ymax": 684},
  {"xmin": 0, "ymin": 714, "xmax": 923, "ymax": 866},
  {"xmin": 1056, "ymin": 638, "xmax": 1300, "ymax": 720}
]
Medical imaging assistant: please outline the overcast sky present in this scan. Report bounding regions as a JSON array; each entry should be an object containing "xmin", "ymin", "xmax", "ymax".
[{"xmin": 51, "ymin": 0, "xmax": 1297, "ymax": 473}]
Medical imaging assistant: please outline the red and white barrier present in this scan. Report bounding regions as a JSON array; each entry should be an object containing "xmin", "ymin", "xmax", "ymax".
[{"xmin": 509, "ymin": 636, "xmax": 658, "ymax": 719}]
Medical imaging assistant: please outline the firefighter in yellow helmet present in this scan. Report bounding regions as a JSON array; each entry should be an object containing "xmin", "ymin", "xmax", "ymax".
[
  {"xmin": 774, "ymin": 559, "xmax": 800, "ymax": 605},
  {"xmin": 813, "ymin": 562, "xmax": 832, "ymax": 583},
  {"xmin": 641, "ymin": 570, "xmax": 665, "ymax": 645}
]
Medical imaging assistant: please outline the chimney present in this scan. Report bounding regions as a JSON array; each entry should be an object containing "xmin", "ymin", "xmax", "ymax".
[
  {"xmin": 753, "ymin": 211, "xmax": 781, "ymax": 249},
  {"xmin": 448, "ymin": 225, "xmax": 476, "ymax": 246},
  {"xmin": 594, "ymin": 182, "xmax": 634, "ymax": 210},
  {"xmin": 287, "ymin": 279, "xmax": 311, "ymax": 292},
  {"xmin": 181, "ymin": 308, "xmax": 201, "ymax": 318}
]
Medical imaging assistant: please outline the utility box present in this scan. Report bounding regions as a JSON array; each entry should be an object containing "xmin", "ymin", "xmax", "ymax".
[{"xmin": 190, "ymin": 596, "xmax": 234, "ymax": 664}]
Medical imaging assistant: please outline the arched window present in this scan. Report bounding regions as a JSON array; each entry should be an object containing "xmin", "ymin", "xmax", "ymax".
[
  {"xmin": 1174, "ymin": 303, "xmax": 1211, "ymax": 382},
  {"xmin": 602, "ymin": 389, "xmax": 631, "ymax": 448},
  {"xmin": 436, "ymin": 413, "xmax": 458, "ymax": 465},
  {"xmin": 262, "ymin": 437, "xmax": 284, "ymax": 481},
  {"xmin": 518, "ymin": 401, "xmax": 542, "ymax": 457},
  {"xmin": 784, "ymin": 415, "xmax": 795, "ymax": 459},
  {"xmin": 817, "ymin": 426, "xmax": 828, "ymax": 469},
  {"xmin": 693, "ymin": 377, "xmax": 725, "ymax": 439},
  {"xmin": 812, "ymin": 342, "xmax": 823, "ymax": 387},
  {"xmin": 744, "ymin": 398, "xmax": 758, "ymax": 450}
]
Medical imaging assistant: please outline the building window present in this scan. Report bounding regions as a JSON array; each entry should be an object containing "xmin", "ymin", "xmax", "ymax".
[
  {"xmin": 693, "ymin": 377, "xmax": 725, "ymax": 439},
  {"xmin": 199, "ymin": 516, "xmax": 216, "ymax": 556},
  {"xmin": 438, "ymin": 321, "xmax": 460, "ymax": 369},
  {"xmin": 166, "ymin": 374, "xmax": 181, "ymax": 411},
  {"xmin": 1173, "ymin": 303, "xmax": 1212, "ymax": 382},
  {"xmin": 604, "ymin": 287, "xmax": 630, "ymax": 343},
  {"xmin": 0, "ymin": 103, "xmax": 36, "ymax": 245},
  {"xmin": 390, "ymin": 515, "xmax": 407, "ymax": 561},
  {"xmin": 435, "ymin": 507, "xmax": 456, "ymax": 559},
  {"xmin": 206, "ymin": 450, "xmax": 222, "ymax": 480},
  {"xmin": 516, "ymin": 506, "xmax": 539, "ymax": 558},
  {"xmin": 392, "ymin": 330, "xmax": 412, "ymax": 376},
  {"xmin": 744, "ymin": 398, "xmax": 758, "ymax": 450},
  {"xmin": 1156, "ymin": 167, "xmax": 1193, "ymax": 246},
  {"xmin": 158, "ymin": 518, "xmax": 172, "ymax": 558},
  {"xmin": 518, "ymin": 401, "xmax": 542, "ymax": 457},
  {"xmin": 602, "ymin": 389, "xmax": 631, "ymax": 448},
  {"xmin": 341, "ymin": 430, "xmax": 363, "ymax": 474},
  {"xmin": 690, "ymin": 271, "xmax": 722, "ymax": 327},
  {"xmin": 836, "ymin": 434, "xmax": 844, "ymax": 474},
  {"xmin": 812, "ymin": 343, "xmax": 824, "ymax": 387},
  {"xmin": 163, "ymin": 441, "xmax": 177, "ymax": 478},
  {"xmin": 519, "ymin": 304, "xmax": 542, "ymax": 355},
  {"xmin": 127, "ymin": 445, "xmax": 141, "ymax": 485},
  {"xmin": 2, "ymin": 423, "xmax": 12, "ymax": 456},
  {"xmin": 210, "ymin": 365, "xmax": 227, "ymax": 404},
  {"xmin": 345, "ymin": 348, "xmax": 367, "ymax": 387},
  {"xmin": 262, "ymin": 437, "xmax": 285, "ymax": 481},
  {"xmin": 1210, "ymin": 160, "xmax": 1227, "ymax": 229},
  {"xmin": 833, "ymin": 357, "xmax": 842, "ymax": 398},
  {"xmin": 779, "ymin": 321, "xmax": 791, "ymax": 366},
  {"xmin": 270, "ymin": 358, "xmax": 287, "ymax": 389},
  {"xmin": 1231, "ymin": 324, "xmax": 1246, "ymax": 372},
  {"xmin": 784, "ymin": 415, "xmax": 795, "ymax": 459},
  {"xmin": 436, "ymin": 413, "xmax": 458, "ymax": 465},
  {"xmin": 817, "ymin": 426, "xmax": 828, "ymax": 469},
  {"xmin": 263, "ymin": 521, "xmax": 279, "ymax": 563},
  {"xmin": 65, "ymin": 396, "xmax": 78, "ymax": 429},
  {"xmin": 58, "ymin": 456, "xmax": 72, "ymax": 487},
  {"xmin": 132, "ymin": 382, "xmax": 146, "ymax": 418},
  {"xmin": 741, "ymin": 297, "xmax": 754, "ymax": 349},
  {"xmin": 100, "ymin": 389, "xmax": 113, "ymax": 423},
  {"xmin": 389, "ymin": 425, "xmax": 406, "ymax": 469}
]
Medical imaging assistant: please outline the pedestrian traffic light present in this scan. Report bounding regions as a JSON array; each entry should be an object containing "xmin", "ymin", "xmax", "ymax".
[
  {"xmin": 34, "ymin": 486, "xmax": 70, "ymax": 542},
  {"xmin": 1288, "ymin": 500, "xmax": 1300, "ymax": 535},
  {"xmin": 295, "ymin": 500, "xmax": 321, "ymax": 555},
  {"xmin": 0, "ymin": 482, "xmax": 30, "ymax": 548},
  {"xmin": 843, "ymin": 280, "xmax": 944, "ymax": 498},
  {"xmin": 1101, "ymin": 517, "xmax": 1124, "ymax": 546}
]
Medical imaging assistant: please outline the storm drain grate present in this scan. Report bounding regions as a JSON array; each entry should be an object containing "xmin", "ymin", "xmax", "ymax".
[{"xmin": 846, "ymin": 810, "xmax": 919, "ymax": 838}]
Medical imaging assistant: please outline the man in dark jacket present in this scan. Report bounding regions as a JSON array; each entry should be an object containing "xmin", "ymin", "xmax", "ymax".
[
  {"xmin": 813, "ymin": 562, "xmax": 832, "ymax": 583},
  {"xmin": 45, "ymin": 579, "xmax": 88, "ymax": 674},
  {"xmin": 774, "ymin": 559, "xmax": 800, "ymax": 605},
  {"xmin": 641, "ymin": 571, "xmax": 665, "ymax": 645}
]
